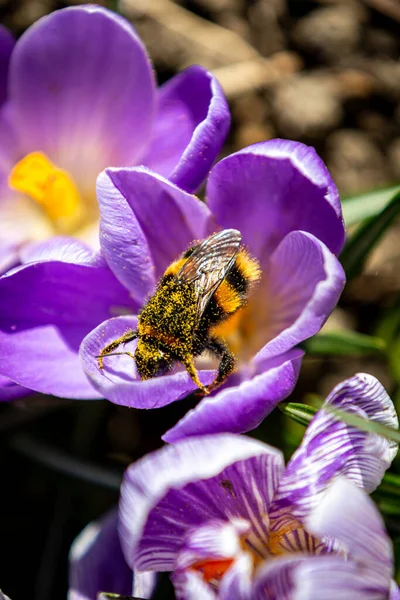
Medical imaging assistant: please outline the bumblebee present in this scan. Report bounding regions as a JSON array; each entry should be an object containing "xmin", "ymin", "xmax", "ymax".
[{"xmin": 97, "ymin": 229, "xmax": 260, "ymax": 394}]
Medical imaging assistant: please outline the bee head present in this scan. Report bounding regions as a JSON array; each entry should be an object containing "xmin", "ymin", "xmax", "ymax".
[{"xmin": 135, "ymin": 339, "xmax": 170, "ymax": 380}]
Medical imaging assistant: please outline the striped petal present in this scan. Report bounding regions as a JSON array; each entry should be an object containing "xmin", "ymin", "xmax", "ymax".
[
  {"xmin": 176, "ymin": 519, "xmax": 249, "ymax": 571},
  {"xmin": 269, "ymin": 373, "xmax": 398, "ymax": 526},
  {"xmin": 119, "ymin": 435, "xmax": 284, "ymax": 573},
  {"xmin": 172, "ymin": 570, "xmax": 217, "ymax": 600},
  {"xmin": 252, "ymin": 554, "xmax": 390, "ymax": 600},
  {"xmin": 306, "ymin": 478, "xmax": 393, "ymax": 587}
]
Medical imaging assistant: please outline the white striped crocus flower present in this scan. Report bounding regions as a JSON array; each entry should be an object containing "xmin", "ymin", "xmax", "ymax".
[{"xmin": 117, "ymin": 373, "xmax": 399, "ymax": 599}]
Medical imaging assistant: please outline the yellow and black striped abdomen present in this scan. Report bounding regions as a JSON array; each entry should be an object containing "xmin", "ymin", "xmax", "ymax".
[{"xmin": 213, "ymin": 248, "xmax": 260, "ymax": 319}]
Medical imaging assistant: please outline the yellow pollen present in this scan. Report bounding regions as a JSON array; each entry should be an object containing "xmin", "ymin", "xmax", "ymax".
[
  {"xmin": 268, "ymin": 524, "xmax": 297, "ymax": 556},
  {"xmin": 9, "ymin": 151, "xmax": 83, "ymax": 232}
]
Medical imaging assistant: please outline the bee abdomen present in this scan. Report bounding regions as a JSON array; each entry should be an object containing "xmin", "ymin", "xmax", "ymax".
[{"xmin": 213, "ymin": 249, "xmax": 260, "ymax": 317}]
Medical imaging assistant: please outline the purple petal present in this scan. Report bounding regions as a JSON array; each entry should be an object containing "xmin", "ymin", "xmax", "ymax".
[
  {"xmin": 172, "ymin": 570, "xmax": 216, "ymax": 600},
  {"xmin": 0, "ymin": 251, "xmax": 132, "ymax": 397},
  {"xmin": 254, "ymin": 231, "xmax": 345, "ymax": 363},
  {"xmin": 163, "ymin": 349, "xmax": 303, "ymax": 442},
  {"xmin": 142, "ymin": 66, "xmax": 230, "ymax": 193},
  {"xmin": 19, "ymin": 236, "xmax": 94, "ymax": 265},
  {"xmin": 207, "ymin": 139, "xmax": 344, "ymax": 261},
  {"xmin": 391, "ymin": 582, "xmax": 400, "ymax": 600},
  {"xmin": 80, "ymin": 315, "xmax": 215, "ymax": 408},
  {"xmin": 253, "ymin": 554, "xmax": 390, "ymax": 600},
  {"xmin": 176, "ymin": 519, "xmax": 249, "ymax": 571},
  {"xmin": 119, "ymin": 435, "xmax": 284, "ymax": 572},
  {"xmin": 9, "ymin": 6, "xmax": 155, "ymax": 187},
  {"xmin": 270, "ymin": 374, "xmax": 398, "ymax": 527},
  {"xmin": 307, "ymin": 478, "xmax": 393, "ymax": 585},
  {"xmin": 133, "ymin": 571, "xmax": 157, "ymax": 600},
  {"xmin": 218, "ymin": 554, "xmax": 253, "ymax": 600},
  {"xmin": 172, "ymin": 519, "xmax": 253, "ymax": 600},
  {"xmin": 0, "ymin": 375, "xmax": 30, "ymax": 401},
  {"xmin": 0, "ymin": 26, "xmax": 14, "ymax": 106},
  {"xmin": 98, "ymin": 167, "xmax": 213, "ymax": 296},
  {"xmin": 69, "ymin": 509, "xmax": 134, "ymax": 600},
  {"xmin": 0, "ymin": 241, "xmax": 20, "ymax": 276}
]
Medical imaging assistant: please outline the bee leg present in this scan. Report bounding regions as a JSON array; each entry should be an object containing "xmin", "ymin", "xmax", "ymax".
[
  {"xmin": 96, "ymin": 330, "xmax": 138, "ymax": 369},
  {"xmin": 204, "ymin": 337, "xmax": 235, "ymax": 394},
  {"xmin": 182, "ymin": 355, "xmax": 209, "ymax": 394}
]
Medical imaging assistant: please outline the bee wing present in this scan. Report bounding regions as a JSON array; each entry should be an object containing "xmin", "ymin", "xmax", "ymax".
[{"xmin": 176, "ymin": 229, "xmax": 242, "ymax": 319}]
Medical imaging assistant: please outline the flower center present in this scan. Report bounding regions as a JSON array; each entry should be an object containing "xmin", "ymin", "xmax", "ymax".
[
  {"xmin": 9, "ymin": 151, "xmax": 87, "ymax": 234},
  {"xmin": 211, "ymin": 304, "xmax": 256, "ymax": 359}
]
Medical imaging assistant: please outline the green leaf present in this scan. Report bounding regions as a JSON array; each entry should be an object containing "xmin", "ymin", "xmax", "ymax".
[
  {"xmin": 342, "ymin": 184, "xmax": 400, "ymax": 226},
  {"xmin": 303, "ymin": 330, "xmax": 386, "ymax": 356},
  {"xmin": 388, "ymin": 334, "xmax": 400, "ymax": 386},
  {"xmin": 374, "ymin": 498, "xmax": 400, "ymax": 516},
  {"xmin": 377, "ymin": 472, "xmax": 400, "ymax": 497},
  {"xmin": 279, "ymin": 402, "xmax": 318, "ymax": 427},
  {"xmin": 340, "ymin": 189, "xmax": 400, "ymax": 280},
  {"xmin": 375, "ymin": 304, "xmax": 400, "ymax": 345},
  {"xmin": 280, "ymin": 401, "xmax": 400, "ymax": 444}
]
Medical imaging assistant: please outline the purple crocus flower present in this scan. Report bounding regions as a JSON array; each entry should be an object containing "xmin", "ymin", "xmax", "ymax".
[
  {"xmin": 0, "ymin": 4, "xmax": 229, "ymax": 401},
  {"xmin": 68, "ymin": 509, "xmax": 155, "ymax": 600},
  {"xmin": 0, "ymin": 5, "xmax": 229, "ymax": 258},
  {"xmin": 79, "ymin": 139, "xmax": 345, "ymax": 439},
  {"xmin": 0, "ymin": 139, "xmax": 344, "ymax": 412},
  {"xmin": 118, "ymin": 373, "xmax": 399, "ymax": 599}
]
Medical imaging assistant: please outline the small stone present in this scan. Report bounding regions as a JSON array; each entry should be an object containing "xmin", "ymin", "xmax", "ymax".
[
  {"xmin": 272, "ymin": 75, "xmax": 342, "ymax": 138},
  {"xmin": 232, "ymin": 94, "xmax": 269, "ymax": 124},
  {"xmin": 234, "ymin": 122, "xmax": 275, "ymax": 150},
  {"xmin": 388, "ymin": 138, "xmax": 400, "ymax": 180},
  {"xmin": 248, "ymin": 0, "xmax": 286, "ymax": 56},
  {"xmin": 326, "ymin": 129, "xmax": 390, "ymax": 195},
  {"xmin": 292, "ymin": 4, "xmax": 366, "ymax": 63}
]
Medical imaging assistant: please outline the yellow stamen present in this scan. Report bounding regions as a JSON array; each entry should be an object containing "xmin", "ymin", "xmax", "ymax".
[
  {"xmin": 9, "ymin": 151, "xmax": 82, "ymax": 231},
  {"xmin": 269, "ymin": 523, "xmax": 297, "ymax": 555}
]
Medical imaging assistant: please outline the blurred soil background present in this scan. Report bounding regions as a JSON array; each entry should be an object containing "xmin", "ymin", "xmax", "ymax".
[{"xmin": 1, "ymin": 0, "xmax": 400, "ymax": 598}]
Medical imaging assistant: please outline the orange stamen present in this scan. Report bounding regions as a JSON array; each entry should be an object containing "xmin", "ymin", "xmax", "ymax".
[{"xmin": 190, "ymin": 558, "xmax": 235, "ymax": 582}]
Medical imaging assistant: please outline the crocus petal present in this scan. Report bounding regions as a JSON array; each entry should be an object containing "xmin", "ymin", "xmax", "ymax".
[
  {"xmin": 19, "ymin": 236, "xmax": 94, "ymax": 264},
  {"xmin": 69, "ymin": 509, "xmax": 133, "ymax": 600},
  {"xmin": 172, "ymin": 570, "xmax": 216, "ymax": 600},
  {"xmin": 218, "ymin": 553, "xmax": 253, "ymax": 600},
  {"xmin": 269, "ymin": 373, "xmax": 398, "ymax": 527},
  {"xmin": 172, "ymin": 519, "xmax": 253, "ymax": 600},
  {"xmin": 0, "ymin": 245, "xmax": 132, "ymax": 397},
  {"xmin": 133, "ymin": 571, "xmax": 157, "ymax": 600},
  {"xmin": 9, "ymin": 6, "xmax": 155, "ymax": 186},
  {"xmin": 142, "ymin": 66, "xmax": 230, "ymax": 193},
  {"xmin": 0, "ymin": 193, "xmax": 53, "ymax": 248},
  {"xmin": 0, "ymin": 241, "xmax": 20, "ymax": 276},
  {"xmin": 163, "ymin": 349, "xmax": 303, "ymax": 443},
  {"xmin": 119, "ymin": 435, "xmax": 284, "ymax": 572},
  {"xmin": 207, "ymin": 139, "xmax": 344, "ymax": 261},
  {"xmin": 176, "ymin": 519, "xmax": 250, "ymax": 571},
  {"xmin": 0, "ymin": 26, "xmax": 14, "ymax": 106},
  {"xmin": 254, "ymin": 231, "xmax": 345, "ymax": 363},
  {"xmin": 253, "ymin": 554, "xmax": 389, "ymax": 600},
  {"xmin": 97, "ymin": 167, "xmax": 213, "ymax": 296},
  {"xmin": 391, "ymin": 582, "xmax": 400, "ymax": 600},
  {"xmin": 306, "ymin": 478, "xmax": 393, "ymax": 586},
  {"xmin": 80, "ymin": 315, "xmax": 215, "ymax": 408},
  {"xmin": 0, "ymin": 375, "xmax": 30, "ymax": 401}
]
